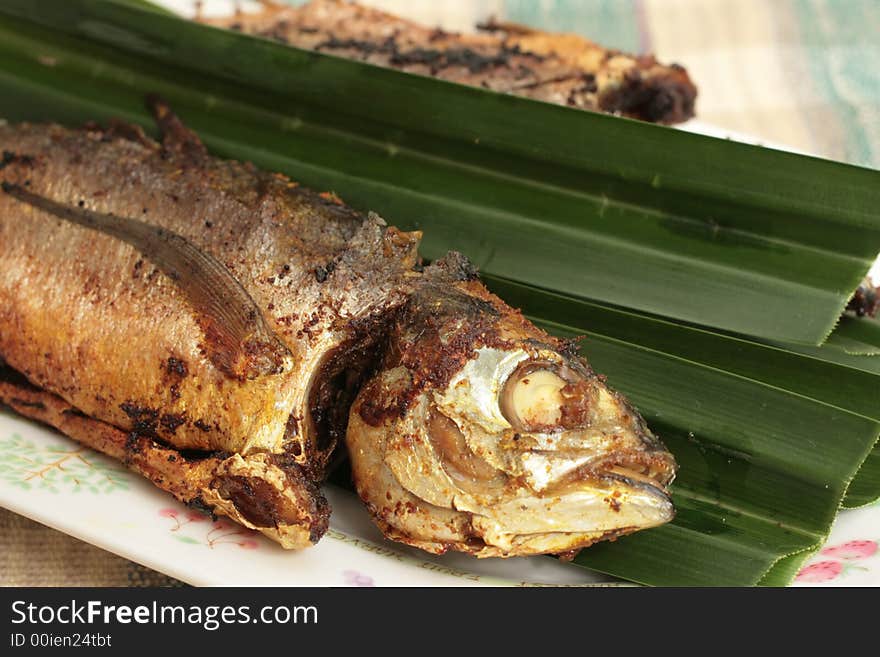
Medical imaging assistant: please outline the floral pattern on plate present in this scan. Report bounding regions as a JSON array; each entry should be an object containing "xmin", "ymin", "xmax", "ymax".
[
  {"xmin": 159, "ymin": 508, "xmax": 260, "ymax": 550},
  {"xmin": 792, "ymin": 496, "xmax": 880, "ymax": 587},
  {"xmin": 0, "ymin": 433, "xmax": 130, "ymax": 494},
  {"xmin": 342, "ymin": 570, "xmax": 375, "ymax": 587},
  {"xmin": 795, "ymin": 538, "xmax": 878, "ymax": 584}
]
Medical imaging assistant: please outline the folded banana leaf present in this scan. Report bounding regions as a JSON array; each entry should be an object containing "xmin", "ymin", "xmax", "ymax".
[
  {"xmin": 798, "ymin": 316, "xmax": 880, "ymax": 357},
  {"xmin": 3, "ymin": 0, "xmax": 880, "ymax": 346},
  {"xmin": 1, "ymin": 3, "xmax": 879, "ymax": 586},
  {"xmin": 484, "ymin": 277, "xmax": 880, "ymax": 584}
]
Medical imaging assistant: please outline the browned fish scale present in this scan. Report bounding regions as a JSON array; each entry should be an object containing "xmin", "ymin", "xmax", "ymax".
[
  {"xmin": 0, "ymin": 101, "xmax": 676, "ymax": 557},
  {"xmin": 200, "ymin": 0, "xmax": 697, "ymax": 124}
]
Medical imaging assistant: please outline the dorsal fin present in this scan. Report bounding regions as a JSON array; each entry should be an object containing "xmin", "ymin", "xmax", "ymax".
[{"xmin": 145, "ymin": 93, "xmax": 208, "ymax": 158}]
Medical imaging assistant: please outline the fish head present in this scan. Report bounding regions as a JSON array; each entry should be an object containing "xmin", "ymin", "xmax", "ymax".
[{"xmin": 347, "ymin": 259, "xmax": 676, "ymax": 558}]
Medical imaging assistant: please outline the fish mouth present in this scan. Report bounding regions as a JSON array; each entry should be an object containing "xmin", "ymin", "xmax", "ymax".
[
  {"xmin": 590, "ymin": 450, "xmax": 677, "ymax": 493},
  {"xmin": 424, "ymin": 455, "xmax": 676, "ymax": 558},
  {"xmin": 463, "ymin": 449, "xmax": 676, "ymax": 557}
]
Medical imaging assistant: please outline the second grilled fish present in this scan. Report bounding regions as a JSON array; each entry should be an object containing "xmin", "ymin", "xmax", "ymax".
[
  {"xmin": 0, "ymin": 100, "xmax": 676, "ymax": 557},
  {"xmin": 200, "ymin": 0, "xmax": 697, "ymax": 124}
]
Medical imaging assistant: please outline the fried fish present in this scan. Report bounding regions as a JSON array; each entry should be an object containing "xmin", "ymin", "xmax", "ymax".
[
  {"xmin": 199, "ymin": 0, "xmax": 697, "ymax": 124},
  {"xmin": 0, "ymin": 100, "xmax": 676, "ymax": 557}
]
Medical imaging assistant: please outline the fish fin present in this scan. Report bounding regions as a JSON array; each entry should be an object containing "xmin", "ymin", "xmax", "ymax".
[
  {"xmin": 103, "ymin": 118, "xmax": 158, "ymax": 149},
  {"xmin": 0, "ymin": 366, "xmax": 328, "ymax": 549},
  {"xmin": 2, "ymin": 183, "xmax": 293, "ymax": 381},
  {"xmin": 145, "ymin": 93, "xmax": 208, "ymax": 158}
]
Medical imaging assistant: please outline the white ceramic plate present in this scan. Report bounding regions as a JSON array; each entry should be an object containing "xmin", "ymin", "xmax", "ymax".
[{"xmin": 1, "ymin": 0, "xmax": 878, "ymax": 587}]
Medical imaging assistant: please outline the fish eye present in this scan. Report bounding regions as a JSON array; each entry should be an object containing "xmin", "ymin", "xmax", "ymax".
[{"xmin": 500, "ymin": 361, "xmax": 575, "ymax": 432}]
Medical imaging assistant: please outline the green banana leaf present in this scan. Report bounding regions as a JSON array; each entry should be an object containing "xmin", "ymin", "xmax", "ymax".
[
  {"xmin": 484, "ymin": 277, "xmax": 880, "ymax": 584},
  {"xmin": 1, "ymin": 3, "xmax": 879, "ymax": 586},
  {"xmin": 804, "ymin": 316, "xmax": 880, "ymax": 357},
  {"xmin": 2, "ymin": 0, "xmax": 880, "ymax": 346}
]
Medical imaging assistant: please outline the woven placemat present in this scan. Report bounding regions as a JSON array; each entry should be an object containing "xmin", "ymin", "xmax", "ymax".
[{"xmin": 0, "ymin": 508, "xmax": 182, "ymax": 587}]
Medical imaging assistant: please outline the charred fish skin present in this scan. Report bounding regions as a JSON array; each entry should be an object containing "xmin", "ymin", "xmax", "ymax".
[
  {"xmin": 201, "ymin": 0, "xmax": 697, "ymax": 124},
  {"xmin": 0, "ymin": 103, "xmax": 676, "ymax": 556}
]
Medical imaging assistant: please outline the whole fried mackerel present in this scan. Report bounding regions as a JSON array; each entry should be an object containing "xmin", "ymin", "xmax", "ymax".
[
  {"xmin": 200, "ymin": 0, "xmax": 696, "ymax": 124},
  {"xmin": 0, "ymin": 101, "xmax": 676, "ymax": 557}
]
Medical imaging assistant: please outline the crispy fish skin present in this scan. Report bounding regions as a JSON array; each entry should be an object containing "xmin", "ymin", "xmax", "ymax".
[
  {"xmin": 202, "ymin": 0, "xmax": 696, "ymax": 124},
  {"xmin": 0, "ymin": 109, "xmax": 419, "ymax": 547},
  {"xmin": 0, "ymin": 117, "xmax": 415, "ymax": 464},
  {"xmin": 0, "ymin": 106, "xmax": 676, "ymax": 556}
]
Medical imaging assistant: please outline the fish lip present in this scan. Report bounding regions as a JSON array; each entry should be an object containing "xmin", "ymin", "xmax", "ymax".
[
  {"xmin": 593, "ymin": 470, "xmax": 676, "ymax": 527},
  {"xmin": 548, "ymin": 449, "xmax": 677, "ymax": 494},
  {"xmin": 530, "ymin": 460, "xmax": 675, "ymax": 509},
  {"xmin": 599, "ymin": 469, "xmax": 674, "ymax": 502},
  {"xmin": 598, "ymin": 447, "xmax": 678, "ymax": 485}
]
